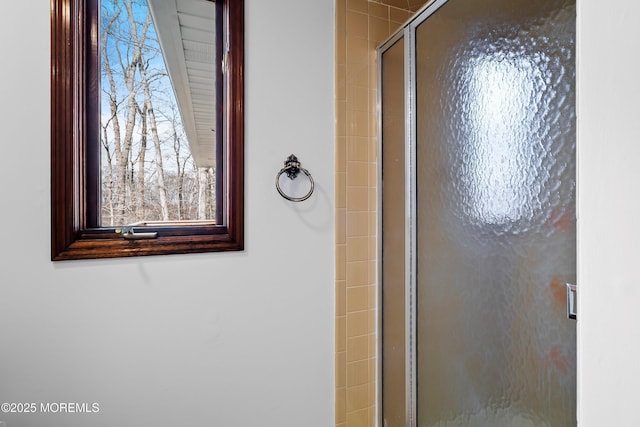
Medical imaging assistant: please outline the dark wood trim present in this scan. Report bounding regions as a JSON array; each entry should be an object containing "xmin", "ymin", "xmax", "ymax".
[
  {"xmin": 51, "ymin": 0, "xmax": 244, "ymax": 260},
  {"xmin": 85, "ymin": 0, "xmax": 101, "ymax": 228},
  {"xmin": 51, "ymin": 0, "xmax": 80, "ymax": 258},
  {"xmin": 226, "ymin": 0, "xmax": 244, "ymax": 249}
]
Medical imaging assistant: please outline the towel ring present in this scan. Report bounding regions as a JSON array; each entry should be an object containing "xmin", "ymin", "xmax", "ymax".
[{"xmin": 275, "ymin": 154, "xmax": 315, "ymax": 202}]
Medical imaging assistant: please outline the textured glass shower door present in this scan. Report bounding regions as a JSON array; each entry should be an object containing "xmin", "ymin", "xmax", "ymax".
[{"xmin": 380, "ymin": 0, "xmax": 576, "ymax": 425}]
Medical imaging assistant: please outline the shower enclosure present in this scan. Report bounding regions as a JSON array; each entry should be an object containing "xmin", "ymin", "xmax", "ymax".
[{"xmin": 378, "ymin": 0, "xmax": 576, "ymax": 425}]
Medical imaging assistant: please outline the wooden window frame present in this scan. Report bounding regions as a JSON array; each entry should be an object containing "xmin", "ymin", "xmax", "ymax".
[{"xmin": 51, "ymin": 0, "xmax": 244, "ymax": 260}]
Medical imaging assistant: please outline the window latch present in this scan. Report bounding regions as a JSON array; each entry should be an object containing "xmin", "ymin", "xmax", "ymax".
[{"xmin": 117, "ymin": 225, "xmax": 158, "ymax": 240}]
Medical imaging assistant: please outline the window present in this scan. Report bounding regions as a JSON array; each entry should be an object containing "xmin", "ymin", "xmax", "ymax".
[{"xmin": 51, "ymin": 0, "xmax": 243, "ymax": 260}]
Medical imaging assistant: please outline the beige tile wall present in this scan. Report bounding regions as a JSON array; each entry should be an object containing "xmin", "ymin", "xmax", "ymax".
[{"xmin": 335, "ymin": 1, "xmax": 414, "ymax": 426}]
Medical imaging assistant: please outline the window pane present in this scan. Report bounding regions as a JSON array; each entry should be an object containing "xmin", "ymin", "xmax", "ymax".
[{"xmin": 100, "ymin": 0, "xmax": 218, "ymax": 226}]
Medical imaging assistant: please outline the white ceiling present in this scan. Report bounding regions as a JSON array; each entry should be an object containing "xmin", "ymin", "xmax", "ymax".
[{"xmin": 147, "ymin": 0, "xmax": 217, "ymax": 168}]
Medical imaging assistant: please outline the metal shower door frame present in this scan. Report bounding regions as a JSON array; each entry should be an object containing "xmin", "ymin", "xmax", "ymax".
[{"xmin": 376, "ymin": 1, "xmax": 449, "ymax": 425}]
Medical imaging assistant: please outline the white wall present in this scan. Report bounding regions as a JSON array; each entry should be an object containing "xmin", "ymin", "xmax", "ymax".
[
  {"xmin": 577, "ymin": 1, "xmax": 640, "ymax": 426},
  {"xmin": 0, "ymin": 1, "xmax": 334, "ymax": 426}
]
